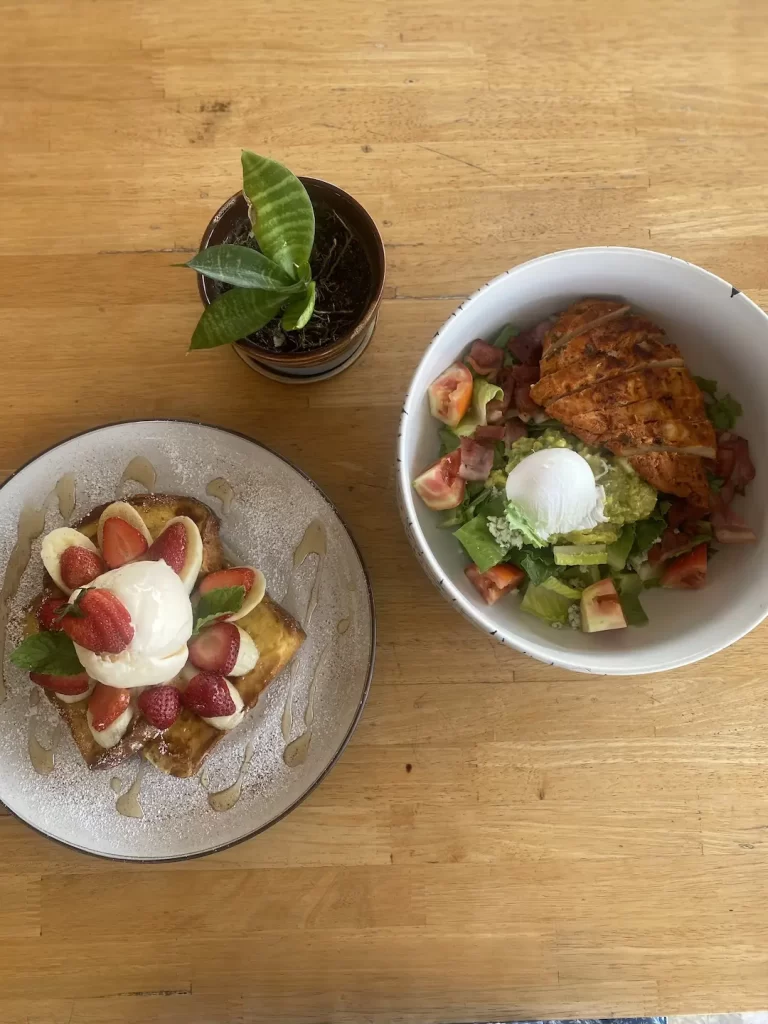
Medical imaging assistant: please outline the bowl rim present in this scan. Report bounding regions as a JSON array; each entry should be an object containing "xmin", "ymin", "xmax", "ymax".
[{"xmin": 397, "ymin": 245, "xmax": 768, "ymax": 676}]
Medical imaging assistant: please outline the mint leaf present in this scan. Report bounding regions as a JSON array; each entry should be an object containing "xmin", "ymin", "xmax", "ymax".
[
  {"xmin": 707, "ymin": 393, "xmax": 743, "ymax": 431},
  {"xmin": 193, "ymin": 585, "xmax": 245, "ymax": 634},
  {"xmin": 10, "ymin": 632, "xmax": 84, "ymax": 675},
  {"xmin": 694, "ymin": 375, "xmax": 718, "ymax": 396}
]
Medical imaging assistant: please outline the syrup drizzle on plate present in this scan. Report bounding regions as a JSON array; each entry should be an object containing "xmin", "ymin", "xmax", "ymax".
[
  {"xmin": 206, "ymin": 477, "xmax": 235, "ymax": 514},
  {"xmin": 0, "ymin": 504, "xmax": 47, "ymax": 704},
  {"xmin": 283, "ymin": 646, "xmax": 329, "ymax": 768},
  {"xmin": 203, "ymin": 740, "xmax": 255, "ymax": 812},
  {"xmin": 27, "ymin": 690, "xmax": 62, "ymax": 775},
  {"xmin": 119, "ymin": 456, "xmax": 156, "ymax": 492},
  {"xmin": 114, "ymin": 760, "xmax": 147, "ymax": 818}
]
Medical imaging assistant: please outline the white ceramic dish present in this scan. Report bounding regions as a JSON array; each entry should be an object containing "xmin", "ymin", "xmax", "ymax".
[
  {"xmin": 397, "ymin": 247, "xmax": 767, "ymax": 676},
  {"xmin": 0, "ymin": 421, "xmax": 374, "ymax": 860}
]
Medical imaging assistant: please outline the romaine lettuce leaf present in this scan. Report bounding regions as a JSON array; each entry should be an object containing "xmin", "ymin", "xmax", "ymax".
[
  {"xmin": 455, "ymin": 379, "xmax": 503, "ymax": 437},
  {"xmin": 454, "ymin": 515, "xmax": 508, "ymax": 572}
]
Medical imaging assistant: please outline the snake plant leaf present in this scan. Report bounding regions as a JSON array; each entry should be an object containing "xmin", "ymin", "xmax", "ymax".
[
  {"xmin": 190, "ymin": 287, "xmax": 287, "ymax": 350},
  {"xmin": 280, "ymin": 281, "xmax": 316, "ymax": 331},
  {"xmin": 241, "ymin": 150, "xmax": 315, "ymax": 281},
  {"xmin": 186, "ymin": 244, "xmax": 297, "ymax": 291}
]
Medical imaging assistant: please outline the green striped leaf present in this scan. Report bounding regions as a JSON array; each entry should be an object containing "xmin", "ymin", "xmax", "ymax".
[
  {"xmin": 190, "ymin": 287, "xmax": 287, "ymax": 350},
  {"xmin": 241, "ymin": 150, "xmax": 315, "ymax": 281},
  {"xmin": 281, "ymin": 281, "xmax": 316, "ymax": 331},
  {"xmin": 186, "ymin": 245, "xmax": 297, "ymax": 291}
]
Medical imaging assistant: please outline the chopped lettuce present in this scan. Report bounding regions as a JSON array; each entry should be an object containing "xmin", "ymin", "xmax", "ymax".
[
  {"xmin": 455, "ymin": 378, "xmax": 503, "ymax": 437},
  {"xmin": 454, "ymin": 515, "xmax": 508, "ymax": 572},
  {"xmin": 521, "ymin": 583, "xmax": 574, "ymax": 624},
  {"xmin": 607, "ymin": 523, "xmax": 636, "ymax": 571},
  {"xmin": 542, "ymin": 577, "xmax": 584, "ymax": 600},
  {"xmin": 554, "ymin": 544, "xmax": 609, "ymax": 566},
  {"xmin": 707, "ymin": 392, "xmax": 743, "ymax": 431},
  {"xmin": 492, "ymin": 323, "xmax": 518, "ymax": 349},
  {"xmin": 694, "ymin": 375, "xmax": 717, "ymax": 396},
  {"xmin": 506, "ymin": 546, "xmax": 556, "ymax": 587},
  {"xmin": 438, "ymin": 426, "xmax": 461, "ymax": 456},
  {"xmin": 614, "ymin": 573, "xmax": 649, "ymax": 626}
]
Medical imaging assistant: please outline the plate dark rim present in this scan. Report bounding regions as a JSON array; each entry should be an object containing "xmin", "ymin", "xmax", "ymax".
[{"xmin": 0, "ymin": 418, "xmax": 376, "ymax": 863}]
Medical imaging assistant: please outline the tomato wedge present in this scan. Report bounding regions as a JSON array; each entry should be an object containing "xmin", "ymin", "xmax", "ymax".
[
  {"xmin": 427, "ymin": 363, "xmax": 473, "ymax": 428},
  {"xmin": 413, "ymin": 450, "xmax": 465, "ymax": 511},
  {"xmin": 661, "ymin": 543, "xmax": 707, "ymax": 589},
  {"xmin": 465, "ymin": 563, "xmax": 525, "ymax": 604}
]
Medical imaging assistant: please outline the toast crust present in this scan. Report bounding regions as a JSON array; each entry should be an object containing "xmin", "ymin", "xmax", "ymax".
[{"xmin": 26, "ymin": 494, "xmax": 305, "ymax": 775}]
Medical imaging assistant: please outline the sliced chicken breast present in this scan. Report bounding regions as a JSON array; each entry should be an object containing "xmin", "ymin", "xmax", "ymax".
[
  {"xmin": 547, "ymin": 366, "xmax": 701, "ymax": 423},
  {"xmin": 628, "ymin": 453, "xmax": 710, "ymax": 504},
  {"xmin": 540, "ymin": 313, "xmax": 665, "ymax": 377},
  {"xmin": 530, "ymin": 348, "xmax": 684, "ymax": 407},
  {"xmin": 542, "ymin": 299, "xmax": 630, "ymax": 358},
  {"xmin": 568, "ymin": 396, "xmax": 707, "ymax": 445}
]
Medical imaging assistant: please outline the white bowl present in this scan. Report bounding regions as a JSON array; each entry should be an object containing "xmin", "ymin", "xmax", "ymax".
[{"xmin": 397, "ymin": 247, "xmax": 768, "ymax": 676}]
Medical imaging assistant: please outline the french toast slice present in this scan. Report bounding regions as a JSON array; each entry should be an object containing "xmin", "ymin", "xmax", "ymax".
[
  {"xmin": 143, "ymin": 595, "xmax": 305, "ymax": 777},
  {"xmin": 27, "ymin": 493, "xmax": 305, "ymax": 775}
]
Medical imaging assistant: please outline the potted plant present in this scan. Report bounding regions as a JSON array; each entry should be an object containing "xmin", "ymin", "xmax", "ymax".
[{"xmin": 185, "ymin": 151, "xmax": 386, "ymax": 381}]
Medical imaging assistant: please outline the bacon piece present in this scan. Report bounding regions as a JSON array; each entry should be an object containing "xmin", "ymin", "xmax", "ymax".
[
  {"xmin": 465, "ymin": 340, "xmax": 503, "ymax": 381},
  {"xmin": 710, "ymin": 492, "xmax": 757, "ymax": 543},
  {"xmin": 473, "ymin": 425, "xmax": 505, "ymax": 442},
  {"xmin": 508, "ymin": 319, "xmax": 551, "ymax": 365},
  {"xmin": 504, "ymin": 418, "xmax": 527, "ymax": 446},
  {"xmin": 458, "ymin": 437, "xmax": 494, "ymax": 482}
]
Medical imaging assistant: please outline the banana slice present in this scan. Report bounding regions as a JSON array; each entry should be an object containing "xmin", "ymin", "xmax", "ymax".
[
  {"xmin": 151, "ymin": 516, "xmax": 203, "ymax": 593},
  {"xmin": 97, "ymin": 502, "xmax": 152, "ymax": 550},
  {"xmin": 201, "ymin": 679, "xmax": 245, "ymax": 732},
  {"xmin": 57, "ymin": 679, "xmax": 96, "ymax": 704},
  {"xmin": 41, "ymin": 528, "xmax": 102, "ymax": 595},
  {"xmin": 227, "ymin": 569, "xmax": 267, "ymax": 622},
  {"xmin": 229, "ymin": 627, "xmax": 260, "ymax": 676},
  {"xmin": 87, "ymin": 703, "xmax": 134, "ymax": 748}
]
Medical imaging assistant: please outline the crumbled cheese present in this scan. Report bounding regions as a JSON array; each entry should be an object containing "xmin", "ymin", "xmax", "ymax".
[
  {"xmin": 567, "ymin": 604, "xmax": 583, "ymax": 630},
  {"xmin": 550, "ymin": 621, "xmax": 564, "ymax": 629},
  {"xmin": 487, "ymin": 515, "xmax": 524, "ymax": 549}
]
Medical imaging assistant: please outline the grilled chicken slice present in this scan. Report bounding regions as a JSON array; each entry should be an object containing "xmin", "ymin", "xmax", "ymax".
[
  {"xmin": 547, "ymin": 366, "xmax": 700, "ymax": 423},
  {"xmin": 534, "ymin": 299, "xmax": 716, "ymax": 500},
  {"xmin": 599, "ymin": 418, "xmax": 715, "ymax": 458},
  {"xmin": 628, "ymin": 453, "xmax": 710, "ymax": 504},
  {"xmin": 568, "ymin": 397, "xmax": 707, "ymax": 445},
  {"xmin": 530, "ymin": 345, "xmax": 683, "ymax": 407},
  {"xmin": 540, "ymin": 313, "xmax": 665, "ymax": 377},
  {"xmin": 542, "ymin": 299, "xmax": 630, "ymax": 359}
]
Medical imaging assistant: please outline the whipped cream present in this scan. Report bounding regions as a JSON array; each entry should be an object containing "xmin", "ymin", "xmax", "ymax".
[{"xmin": 72, "ymin": 561, "xmax": 193, "ymax": 688}]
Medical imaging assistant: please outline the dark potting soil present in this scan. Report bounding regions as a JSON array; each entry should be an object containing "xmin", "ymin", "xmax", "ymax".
[{"xmin": 211, "ymin": 201, "xmax": 373, "ymax": 354}]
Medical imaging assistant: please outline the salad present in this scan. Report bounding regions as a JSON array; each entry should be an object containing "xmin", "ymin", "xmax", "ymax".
[{"xmin": 412, "ymin": 305, "xmax": 757, "ymax": 633}]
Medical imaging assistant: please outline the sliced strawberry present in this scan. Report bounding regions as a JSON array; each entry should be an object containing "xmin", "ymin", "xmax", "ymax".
[
  {"xmin": 37, "ymin": 596, "xmax": 67, "ymax": 632},
  {"xmin": 198, "ymin": 567, "xmax": 255, "ymax": 597},
  {"xmin": 102, "ymin": 516, "xmax": 148, "ymax": 569},
  {"xmin": 88, "ymin": 683, "xmax": 131, "ymax": 730},
  {"xmin": 60, "ymin": 589, "xmax": 134, "ymax": 654},
  {"xmin": 60, "ymin": 546, "xmax": 106, "ymax": 590},
  {"xmin": 30, "ymin": 671, "xmax": 91, "ymax": 695},
  {"xmin": 188, "ymin": 622, "xmax": 240, "ymax": 674},
  {"xmin": 146, "ymin": 523, "xmax": 186, "ymax": 574},
  {"xmin": 138, "ymin": 684, "xmax": 181, "ymax": 730},
  {"xmin": 182, "ymin": 672, "xmax": 236, "ymax": 718}
]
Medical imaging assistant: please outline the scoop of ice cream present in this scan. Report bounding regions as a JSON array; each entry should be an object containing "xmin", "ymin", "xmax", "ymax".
[{"xmin": 72, "ymin": 561, "xmax": 193, "ymax": 688}]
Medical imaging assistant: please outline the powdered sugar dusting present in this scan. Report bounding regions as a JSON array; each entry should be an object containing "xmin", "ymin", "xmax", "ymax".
[{"xmin": 0, "ymin": 422, "xmax": 373, "ymax": 860}]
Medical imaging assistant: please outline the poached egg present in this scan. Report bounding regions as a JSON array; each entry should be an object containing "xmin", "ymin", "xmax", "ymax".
[{"xmin": 505, "ymin": 448, "xmax": 607, "ymax": 541}]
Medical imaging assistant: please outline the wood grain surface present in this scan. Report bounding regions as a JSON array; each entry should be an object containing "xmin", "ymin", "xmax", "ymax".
[{"xmin": 2, "ymin": 1, "xmax": 768, "ymax": 1021}]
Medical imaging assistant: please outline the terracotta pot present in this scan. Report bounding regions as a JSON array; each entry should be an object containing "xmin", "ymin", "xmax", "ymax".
[{"xmin": 197, "ymin": 178, "xmax": 385, "ymax": 381}]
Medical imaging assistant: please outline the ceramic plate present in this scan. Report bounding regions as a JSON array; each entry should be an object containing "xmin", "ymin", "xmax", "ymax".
[{"xmin": 0, "ymin": 421, "xmax": 374, "ymax": 860}]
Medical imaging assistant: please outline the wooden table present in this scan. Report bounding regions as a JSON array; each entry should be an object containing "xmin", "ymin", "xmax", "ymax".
[{"xmin": 2, "ymin": 1, "xmax": 768, "ymax": 1021}]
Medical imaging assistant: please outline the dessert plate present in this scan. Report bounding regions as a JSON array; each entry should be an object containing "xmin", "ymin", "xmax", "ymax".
[{"xmin": 0, "ymin": 421, "xmax": 374, "ymax": 860}]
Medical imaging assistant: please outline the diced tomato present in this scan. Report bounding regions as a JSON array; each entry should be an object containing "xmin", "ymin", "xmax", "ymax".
[
  {"xmin": 581, "ymin": 578, "xmax": 627, "ymax": 632},
  {"xmin": 661, "ymin": 543, "xmax": 708, "ymax": 589},
  {"xmin": 465, "ymin": 339, "xmax": 503, "ymax": 380},
  {"xmin": 427, "ymin": 364, "xmax": 473, "ymax": 428},
  {"xmin": 413, "ymin": 450, "xmax": 465, "ymax": 511},
  {"xmin": 465, "ymin": 563, "xmax": 525, "ymax": 605}
]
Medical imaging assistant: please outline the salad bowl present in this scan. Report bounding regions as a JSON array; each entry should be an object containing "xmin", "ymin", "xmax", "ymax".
[{"xmin": 397, "ymin": 247, "xmax": 768, "ymax": 675}]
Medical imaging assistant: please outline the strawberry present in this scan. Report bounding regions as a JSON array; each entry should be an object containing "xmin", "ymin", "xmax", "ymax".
[
  {"xmin": 102, "ymin": 516, "xmax": 148, "ymax": 569},
  {"xmin": 182, "ymin": 672, "xmax": 236, "ymax": 718},
  {"xmin": 60, "ymin": 545, "xmax": 105, "ymax": 590},
  {"xmin": 88, "ymin": 683, "xmax": 131, "ymax": 731},
  {"xmin": 146, "ymin": 523, "xmax": 186, "ymax": 574},
  {"xmin": 188, "ymin": 622, "xmax": 240, "ymax": 674},
  {"xmin": 198, "ymin": 567, "xmax": 255, "ymax": 598},
  {"xmin": 37, "ymin": 596, "xmax": 67, "ymax": 632},
  {"xmin": 138, "ymin": 684, "xmax": 181, "ymax": 730},
  {"xmin": 60, "ymin": 588, "xmax": 134, "ymax": 654},
  {"xmin": 30, "ymin": 671, "xmax": 91, "ymax": 695}
]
